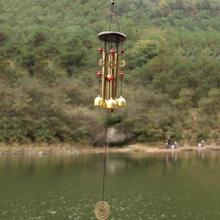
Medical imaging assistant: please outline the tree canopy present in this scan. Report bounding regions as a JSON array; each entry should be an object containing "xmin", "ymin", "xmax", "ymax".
[{"xmin": 0, "ymin": 0, "xmax": 219, "ymax": 145}]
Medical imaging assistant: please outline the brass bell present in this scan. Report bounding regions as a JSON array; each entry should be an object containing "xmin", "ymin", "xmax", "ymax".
[
  {"xmin": 107, "ymin": 97, "xmax": 117, "ymax": 109},
  {"xmin": 94, "ymin": 95, "xmax": 103, "ymax": 107},
  {"xmin": 117, "ymin": 96, "xmax": 126, "ymax": 107}
]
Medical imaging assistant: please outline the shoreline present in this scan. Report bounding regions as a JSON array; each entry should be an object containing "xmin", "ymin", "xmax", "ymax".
[{"xmin": 0, "ymin": 143, "xmax": 220, "ymax": 156}]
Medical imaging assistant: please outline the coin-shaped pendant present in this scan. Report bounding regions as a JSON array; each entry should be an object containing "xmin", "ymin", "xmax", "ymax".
[
  {"xmin": 119, "ymin": 60, "xmax": 126, "ymax": 67},
  {"xmin": 108, "ymin": 61, "xmax": 116, "ymax": 68},
  {"xmin": 99, "ymin": 59, "xmax": 103, "ymax": 66},
  {"xmin": 94, "ymin": 201, "xmax": 110, "ymax": 220}
]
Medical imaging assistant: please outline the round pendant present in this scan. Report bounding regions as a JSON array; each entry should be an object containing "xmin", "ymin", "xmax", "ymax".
[
  {"xmin": 94, "ymin": 201, "xmax": 110, "ymax": 220},
  {"xmin": 99, "ymin": 59, "xmax": 103, "ymax": 66},
  {"xmin": 119, "ymin": 60, "xmax": 126, "ymax": 67},
  {"xmin": 108, "ymin": 61, "xmax": 116, "ymax": 69}
]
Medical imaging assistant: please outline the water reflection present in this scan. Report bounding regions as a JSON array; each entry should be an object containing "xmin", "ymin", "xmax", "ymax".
[
  {"xmin": 197, "ymin": 149, "xmax": 205, "ymax": 160},
  {"xmin": 1, "ymin": 151, "xmax": 220, "ymax": 219},
  {"xmin": 107, "ymin": 159, "xmax": 127, "ymax": 174},
  {"xmin": 165, "ymin": 152, "xmax": 178, "ymax": 164},
  {"xmin": 1, "ymin": 151, "xmax": 220, "ymax": 176}
]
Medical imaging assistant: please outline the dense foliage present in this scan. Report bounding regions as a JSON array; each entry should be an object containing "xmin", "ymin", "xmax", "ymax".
[{"xmin": 0, "ymin": 0, "xmax": 219, "ymax": 145}]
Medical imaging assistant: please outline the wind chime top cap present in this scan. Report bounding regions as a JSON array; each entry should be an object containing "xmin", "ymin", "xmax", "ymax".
[{"xmin": 98, "ymin": 31, "xmax": 126, "ymax": 43}]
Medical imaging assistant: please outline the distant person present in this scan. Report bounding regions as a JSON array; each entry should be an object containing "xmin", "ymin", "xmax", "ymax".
[
  {"xmin": 197, "ymin": 140, "xmax": 205, "ymax": 147},
  {"xmin": 165, "ymin": 139, "xmax": 168, "ymax": 147},
  {"xmin": 201, "ymin": 140, "xmax": 205, "ymax": 147},
  {"xmin": 167, "ymin": 136, "xmax": 171, "ymax": 148},
  {"xmin": 174, "ymin": 141, "xmax": 178, "ymax": 148}
]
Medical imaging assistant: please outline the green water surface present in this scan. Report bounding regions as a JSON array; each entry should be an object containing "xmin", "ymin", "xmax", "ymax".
[{"xmin": 0, "ymin": 150, "xmax": 220, "ymax": 220}]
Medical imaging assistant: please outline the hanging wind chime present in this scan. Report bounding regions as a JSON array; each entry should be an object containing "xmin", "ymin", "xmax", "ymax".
[
  {"xmin": 94, "ymin": 0, "xmax": 127, "ymax": 219},
  {"xmin": 94, "ymin": 0, "xmax": 126, "ymax": 112}
]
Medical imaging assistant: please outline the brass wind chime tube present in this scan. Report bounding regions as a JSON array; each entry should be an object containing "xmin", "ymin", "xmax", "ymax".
[
  {"xmin": 109, "ymin": 52, "xmax": 114, "ymax": 99},
  {"xmin": 114, "ymin": 51, "xmax": 119, "ymax": 100},
  {"xmin": 107, "ymin": 54, "xmax": 110, "ymax": 100},
  {"xmin": 102, "ymin": 51, "xmax": 106, "ymax": 105}
]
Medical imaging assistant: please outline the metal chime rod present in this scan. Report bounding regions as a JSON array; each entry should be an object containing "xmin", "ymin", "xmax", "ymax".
[
  {"xmin": 102, "ymin": 50, "xmax": 107, "ymax": 103},
  {"xmin": 114, "ymin": 50, "xmax": 119, "ymax": 99}
]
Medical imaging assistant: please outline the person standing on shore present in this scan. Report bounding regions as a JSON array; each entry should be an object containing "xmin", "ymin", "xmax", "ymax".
[
  {"xmin": 201, "ymin": 140, "xmax": 205, "ymax": 146},
  {"xmin": 167, "ymin": 136, "xmax": 171, "ymax": 148},
  {"xmin": 174, "ymin": 140, "xmax": 178, "ymax": 148},
  {"xmin": 197, "ymin": 139, "xmax": 205, "ymax": 147}
]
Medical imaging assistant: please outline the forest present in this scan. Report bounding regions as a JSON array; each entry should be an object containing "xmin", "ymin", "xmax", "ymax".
[{"xmin": 0, "ymin": 0, "xmax": 219, "ymax": 146}]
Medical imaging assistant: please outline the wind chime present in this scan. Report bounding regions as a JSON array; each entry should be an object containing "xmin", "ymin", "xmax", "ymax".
[
  {"xmin": 94, "ymin": 1, "xmax": 126, "ymax": 112},
  {"xmin": 94, "ymin": 0, "xmax": 127, "ymax": 220}
]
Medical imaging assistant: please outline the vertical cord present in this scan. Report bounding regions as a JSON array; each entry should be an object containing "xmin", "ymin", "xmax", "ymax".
[
  {"xmin": 120, "ymin": 77, "xmax": 123, "ymax": 95},
  {"xmin": 106, "ymin": 3, "xmax": 118, "ymax": 31},
  {"xmin": 109, "ymin": 11, "xmax": 113, "ymax": 31},
  {"xmin": 101, "ymin": 110, "xmax": 109, "ymax": 201},
  {"xmin": 114, "ymin": 12, "xmax": 121, "ymax": 32},
  {"xmin": 99, "ymin": 78, "xmax": 101, "ymax": 94}
]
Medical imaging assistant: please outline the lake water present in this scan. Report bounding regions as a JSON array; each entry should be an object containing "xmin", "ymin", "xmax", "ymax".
[{"xmin": 0, "ymin": 150, "xmax": 220, "ymax": 220}]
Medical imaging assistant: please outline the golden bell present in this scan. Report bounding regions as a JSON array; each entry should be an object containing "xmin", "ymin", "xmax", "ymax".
[
  {"xmin": 107, "ymin": 97, "xmax": 117, "ymax": 109},
  {"xmin": 117, "ymin": 96, "xmax": 126, "ymax": 107},
  {"xmin": 94, "ymin": 95, "xmax": 103, "ymax": 107}
]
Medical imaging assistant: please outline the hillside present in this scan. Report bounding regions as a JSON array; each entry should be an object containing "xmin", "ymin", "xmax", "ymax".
[{"xmin": 0, "ymin": 0, "xmax": 219, "ymax": 145}]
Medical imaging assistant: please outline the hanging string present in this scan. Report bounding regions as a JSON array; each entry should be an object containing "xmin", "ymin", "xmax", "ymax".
[
  {"xmin": 99, "ymin": 78, "xmax": 101, "ymax": 95},
  {"xmin": 120, "ymin": 77, "xmax": 123, "ymax": 95},
  {"xmin": 113, "ymin": 10, "xmax": 121, "ymax": 32},
  {"xmin": 104, "ymin": 3, "xmax": 113, "ymax": 30},
  {"xmin": 104, "ymin": 1, "xmax": 121, "ymax": 32},
  {"xmin": 108, "ymin": 4, "xmax": 113, "ymax": 31},
  {"xmin": 101, "ymin": 110, "xmax": 109, "ymax": 201}
]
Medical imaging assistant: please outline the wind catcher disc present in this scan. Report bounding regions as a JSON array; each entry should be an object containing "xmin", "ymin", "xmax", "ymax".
[{"xmin": 94, "ymin": 201, "xmax": 110, "ymax": 220}]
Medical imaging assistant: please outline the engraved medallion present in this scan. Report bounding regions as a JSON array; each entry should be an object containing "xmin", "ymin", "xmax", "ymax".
[
  {"xmin": 99, "ymin": 59, "xmax": 103, "ymax": 66},
  {"xmin": 108, "ymin": 61, "xmax": 116, "ymax": 69},
  {"xmin": 94, "ymin": 201, "xmax": 110, "ymax": 220},
  {"xmin": 119, "ymin": 60, "xmax": 126, "ymax": 67}
]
